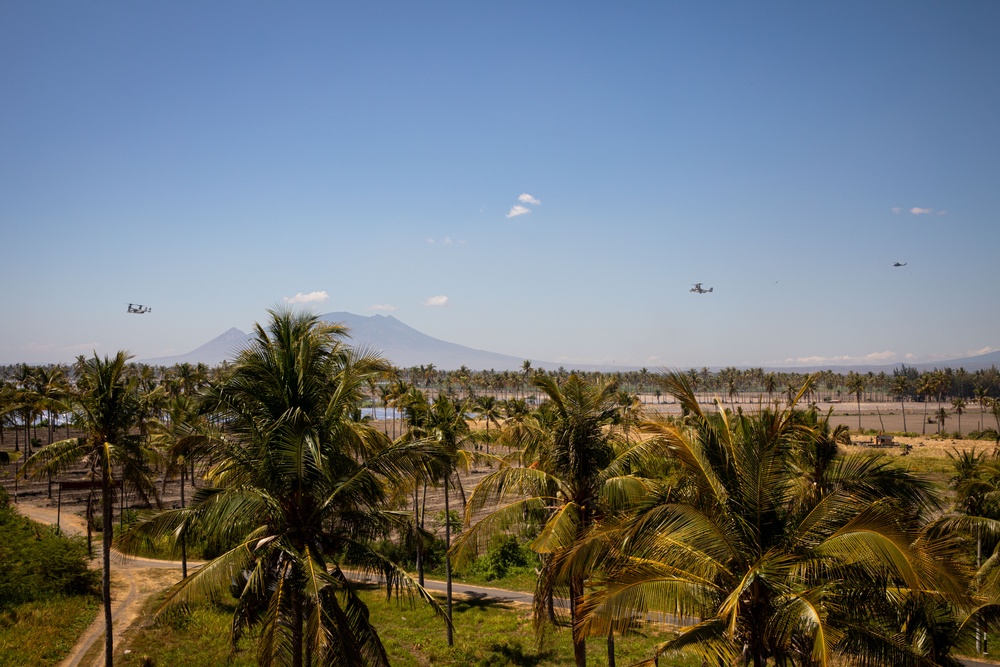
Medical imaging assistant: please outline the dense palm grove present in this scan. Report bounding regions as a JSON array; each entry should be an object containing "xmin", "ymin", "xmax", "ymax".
[{"xmin": 3, "ymin": 311, "xmax": 1000, "ymax": 666}]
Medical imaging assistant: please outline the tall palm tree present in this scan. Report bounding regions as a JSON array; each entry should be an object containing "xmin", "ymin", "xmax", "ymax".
[
  {"xmin": 577, "ymin": 371, "xmax": 962, "ymax": 667},
  {"xmin": 454, "ymin": 374, "xmax": 656, "ymax": 667},
  {"xmin": 953, "ymin": 397, "xmax": 967, "ymax": 436},
  {"xmin": 147, "ymin": 394, "xmax": 212, "ymax": 579},
  {"xmin": 120, "ymin": 310, "xmax": 442, "ymax": 667},
  {"xmin": 23, "ymin": 351, "xmax": 159, "ymax": 667},
  {"xmin": 474, "ymin": 394, "xmax": 503, "ymax": 456},
  {"xmin": 846, "ymin": 371, "xmax": 867, "ymax": 432},
  {"xmin": 892, "ymin": 374, "xmax": 910, "ymax": 434},
  {"xmin": 425, "ymin": 394, "xmax": 479, "ymax": 646}
]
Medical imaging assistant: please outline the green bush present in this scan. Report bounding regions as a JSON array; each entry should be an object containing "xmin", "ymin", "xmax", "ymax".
[
  {"xmin": 469, "ymin": 535, "xmax": 536, "ymax": 581},
  {"xmin": 0, "ymin": 491, "xmax": 98, "ymax": 608}
]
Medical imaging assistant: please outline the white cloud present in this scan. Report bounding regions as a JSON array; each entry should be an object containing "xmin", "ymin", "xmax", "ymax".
[
  {"xmin": 864, "ymin": 351, "xmax": 896, "ymax": 361},
  {"xmin": 425, "ymin": 295, "xmax": 449, "ymax": 307},
  {"xmin": 904, "ymin": 353, "xmax": 916, "ymax": 360},
  {"xmin": 968, "ymin": 346, "xmax": 996, "ymax": 356},
  {"xmin": 284, "ymin": 291, "xmax": 329, "ymax": 304},
  {"xmin": 518, "ymin": 193, "xmax": 541, "ymax": 205},
  {"xmin": 427, "ymin": 236, "xmax": 465, "ymax": 245},
  {"xmin": 506, "ymin": 205, "xmax": 531, "ymax": 218},
  {"xmin": 891, "ymin": 207, "xmax": 902, "ymax": 214},
  {"xmin": 909, "ymin": 207, "xmax": 933, "ymax": 215},
  {"xmin": 368, "ymin": 304, "xmax": 396, "ymax": 312}
]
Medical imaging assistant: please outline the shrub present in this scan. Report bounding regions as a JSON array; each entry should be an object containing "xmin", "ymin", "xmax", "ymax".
[
  {"xmin": 0, "ymin": 498, "xmax": 98, "ymax": 608},
  {"xmin": 469, "ymin": 535, "xmax": 536, "ymax": 581}
]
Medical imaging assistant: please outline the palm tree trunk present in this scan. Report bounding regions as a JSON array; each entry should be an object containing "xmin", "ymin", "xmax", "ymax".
[
  {"xmin": 102, "ymin": 470, "xmax": 114, "ymax": 667},
  {"xmin": 293, "ymin": 580, "xmax": 304, "ymax": 667},
  {"xmin": 901, "ymin": 398, "xmax": 907, "ymax": 433},
  {"xmin": 180, "ymin": 466, "xmax": 188, "ymax": 579},
  {"xmin": 570, "ymin": 574, "xmax": 586, "ymax": 667},
  {"xmin": 414, "ymin": 484, "xmax": 423, "ymax": 586},
  {"xmin": 607, "ymin": 628, "xmax": 616, "ymax": 667},
  {"xmin": 444, "ymin": 472, "xmax": 454, "ymax": 647}
]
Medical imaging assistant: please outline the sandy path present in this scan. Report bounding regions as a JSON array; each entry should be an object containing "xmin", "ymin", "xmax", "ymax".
[{"xmin": 13, "ymin": 500, "xmax": 193, "ymax": 667}]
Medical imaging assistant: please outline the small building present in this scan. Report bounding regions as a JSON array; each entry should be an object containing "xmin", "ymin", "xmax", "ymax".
[{"xmin": 875, "ymin": 434, "xmax": 894, "ymax": 447}]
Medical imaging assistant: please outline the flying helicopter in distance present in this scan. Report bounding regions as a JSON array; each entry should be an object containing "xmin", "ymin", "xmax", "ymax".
[
  {"xmin": 127, "ymin": 303, "xmax": 151, "ymax": 314},
  {"xmin": 892, "ymin": 262, "xmax": 907, "ymax": 267},
  {"xmin": 690, "ymin": 283, "xmax": 714, "ymax": 294}
]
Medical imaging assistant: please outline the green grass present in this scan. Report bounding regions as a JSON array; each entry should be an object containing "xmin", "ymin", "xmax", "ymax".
[
  {"xmin": 0, "ymin": 595, "xmax": 100, "ymax": 667},
  {"xmin": 117, "ymin": 586, "xmax": 693, "ymax": 667}
]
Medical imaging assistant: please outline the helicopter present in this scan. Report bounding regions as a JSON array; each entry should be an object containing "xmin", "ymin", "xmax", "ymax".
[
  {"xmin": 690, "ymin": 283, "xmax": 714, "ymax": 294},
  {"xmin": 127, "ymin": 303, "xmax": 151, "ymax": 314},
  {"xmin": 892, "ymin": 262, "xmax": 907, "ymax": 267}
]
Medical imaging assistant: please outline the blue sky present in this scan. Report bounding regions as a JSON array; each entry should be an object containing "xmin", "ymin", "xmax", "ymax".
[{"xmin": 2, "ymin": 2, "xmax": 998, "ymax": 369}]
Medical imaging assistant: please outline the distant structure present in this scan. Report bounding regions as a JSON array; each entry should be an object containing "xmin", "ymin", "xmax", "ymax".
[{"xmin": 127, "ymin": 303, "xmax": 151, "ymax": 314}]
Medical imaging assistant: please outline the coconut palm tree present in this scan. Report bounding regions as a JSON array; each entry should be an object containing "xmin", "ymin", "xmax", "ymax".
[
  {"xmin": 454, "ymin": 374, "xmax": 657, "ymax": 667},
  {"xmin": 23, "ymin": 351, "xmax": 160, "ymax": 667},
  {"xmin": 119, "ymin": 310, "xmax": 442, "ymax": 667},
  {"xmin": 846, "ymin": 371, "xmax": 867, "ymax": 432},
  {"xmin": 577, "ymin": 371, "xmax": 962, "ymax": 667},
  {"xmin": 474, "ymin": 394, "xmax": 504, "ymax": 456},
  {"xmin": 425, "ymin": 394, "xmax": 479, "ymax": 646},
  {"xmin": 953, "ymin": 397, "xmax": 967, "ymax": 436},
  {"xmin": 147, "ymin": 394, "xmax": 213, "ymax": 578},
  {"xmin": 892, "ymin": 374, "xmax": 910, "ymax": 434}
]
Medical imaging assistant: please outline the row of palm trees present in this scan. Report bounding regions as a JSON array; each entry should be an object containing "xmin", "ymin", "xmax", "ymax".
[
  {"xmin": 8, "ymin": 310, "xmax": 1000, "ymax": 666},
  {"xmin": 386, "ymin": 363, "xmax": 1000, "ymax": 408}
]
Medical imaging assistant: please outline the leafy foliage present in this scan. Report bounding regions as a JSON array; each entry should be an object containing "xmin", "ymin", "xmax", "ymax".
[{"xmin": 0, "ymin": 489, "xmax": 98, "ymax": 608}]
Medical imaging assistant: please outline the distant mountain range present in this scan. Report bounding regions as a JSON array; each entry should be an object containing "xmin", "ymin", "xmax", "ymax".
[
  {"xmin": 142, "ymin": 312, "xmax": 553, "ymax": 371},
  {"xmin": 141, "ymin": 312, "xmax": 1000, "ymax": 373}
]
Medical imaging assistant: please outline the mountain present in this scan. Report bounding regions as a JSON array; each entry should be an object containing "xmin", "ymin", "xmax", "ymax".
[
  {"xmin": 141, "ymin": 312, "xmax": 550, "ymax": 371},
  {"xmin": 142, "ymin": 327, "xmax": 251, "ymax": 367}
]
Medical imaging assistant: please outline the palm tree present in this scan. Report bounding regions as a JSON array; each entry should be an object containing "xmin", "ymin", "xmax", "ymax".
[
  {"xmin": 847, "ymin": 371, "xmax": 867, "ymax": 432},
  {"xmin": 892, "ymin": 374, "xmax": 910, "ymax": 434},
  {"xmin": 474, "ymin": 394, "xmax": 504, "ymax": 456},
  {"xmin": 953, "ymin": 397, "xmax": 967, "ymax": 436},
  {"xmin": 411, "ymin": 393, "xmax": 479, "ymax": 646},
  {"xmin": 147, "ymin": 394, "xmax": 212, "ymax": 579},
  {"xmin": 919, "ymin": 375, "xmax": 936, "ymax": 435},
  {"xmin": 120, "ymin": 310, "xmax": 442, "ymax": 667},
  {"xmin": 454, "ymin": 374, "xmax": 655, "ymax": 667},
  {"xmin": 23, "ymin": 351, "xmax": 159, "ymax": 667},
  {"xmin": 937, "ymin": 407, "xmax": 950, "ymax": 435},
  {"xmin": 577, "ymin": 371, "xmax": 962, "ymax": 667}
]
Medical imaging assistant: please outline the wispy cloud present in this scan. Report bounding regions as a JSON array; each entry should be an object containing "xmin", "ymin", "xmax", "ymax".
[
  {"xmin": 518, "ymin": 193, "xmax": 541, "ymax": 205},
  {"xmin": 506, "ymin": 205, "xmax": 531, "ymax": 218},
  {"xmin": 427, "ymin": 236, "xmax": 464, "ymax": 245},
  {"xmin": 368, "ymin": 304, "xmax": 396, "ymax": 312},
  {"xmin": 894, "ymin": 206, "xmax": 944, "ymax": 216},
  {"xmin": 425, "ymin": 295, "xmax": 449, "ymax": 307},
  {"xmin": 284, "ymin": 291, "xmax": 329, "ymax": 304}
]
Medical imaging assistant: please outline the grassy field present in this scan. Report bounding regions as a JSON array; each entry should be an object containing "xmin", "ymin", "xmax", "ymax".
[
  {"xmin": 0, "ymin": 595, "xmax": 99, "ymax": 667},
  {"xmin": 116, "ymin": 586, "xmax": 693, "ymax": 667}
]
